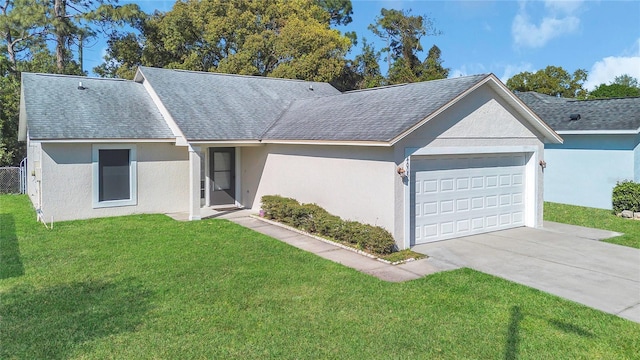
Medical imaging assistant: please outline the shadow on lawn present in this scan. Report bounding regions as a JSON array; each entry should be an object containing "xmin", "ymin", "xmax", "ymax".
[
  {"xmin": 0, "ymin": 278, "xmax": 153, "ymax": 359},
  {"xmin": 503, "ymin": 306, "xmax": 595, "ymax": 360},
  {"xmin": 504, "ymin": 306, "xmax": 523, "ymax": 360},
  {"xmin": 0, "ymin": 214, "xmax": 24, "ymax": 279}
]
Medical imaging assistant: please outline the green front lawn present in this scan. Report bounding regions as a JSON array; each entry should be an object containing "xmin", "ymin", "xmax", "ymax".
[
  {"xmin": 544, "ymin": 202, "xmax": 640, "ymax": 249},
  {"xmin": 2, "ymin": 195, "xmax": 639, "ymax": 359}
]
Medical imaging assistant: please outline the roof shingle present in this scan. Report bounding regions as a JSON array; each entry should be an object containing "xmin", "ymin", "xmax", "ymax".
[
  {"xmin": 263, "ymin": 74, "xmax": 489, "ymax": 142},
  {"xmin": 517, "ymin": 92, "xmax": 640, "ymax": 131},
  {"xmin": 138, "ymin": 67, "xmax": 340, "ymax": 141},
  {"xmin": 22, "ymin": 73, "xmax": 174, "ymax": 140}
]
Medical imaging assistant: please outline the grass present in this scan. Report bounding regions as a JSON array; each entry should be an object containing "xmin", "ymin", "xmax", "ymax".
[
  {"xmin": 544, "ymin": 202, "xmax": 640, "ymax": 249},
  {"xmin": 379, "ymin": 249, "xmax": 425, "ymax": 263},
  {"xmin": 2, "ymin": 195, "xmax": 639, "ymax": 359}
]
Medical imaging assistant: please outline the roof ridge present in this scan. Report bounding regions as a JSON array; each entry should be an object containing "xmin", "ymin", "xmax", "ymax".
[
  {"xmin": 140, "ymin": 66, "xmax": 329, "ymax": 85},
  {"xmin": 568, "ymin": 96, "xmax": 640, "ymax": 102},
  {"xmin": 259, "ymin": 100, "xmax": 295, "ymax": 139},
  {"xmin": 25, "ymin": 72, "xmax": 128, "ymax": 82},
  {"xmin": 343, "ymin": 83, "xmax": 408, "ymax": 94},
  {"xmin": 342, "ymin": 73, "xmax": 489, "ymax": 94}
]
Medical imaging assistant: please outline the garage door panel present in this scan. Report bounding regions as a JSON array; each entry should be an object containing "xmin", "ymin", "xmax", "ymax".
[
  {"xmin": 411, "ymin": 154, "xmax": 526, "ymax": 244},
  {"xmin": 457, "ymin": 219, "xmax": 470, "ymax": 232},
  {"xmin": 456, "ymin": 198, "xmax": 470, "ymax": 211}
]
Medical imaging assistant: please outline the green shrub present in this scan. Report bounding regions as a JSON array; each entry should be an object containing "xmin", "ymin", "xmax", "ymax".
[
  {"xmin": 260, "ymin": 195, "xmax": 396, "ymax": 255},
  {"xmin": 612, "ymin": 180, "xmax": 640, "ymax": 213},
  {"xmin": 260, "ymin": 195, "xmax": 299, "ymax": 224},
  {"xmin": 358, "ymin": 226, "xmax": 396, "ymax": 255},
  {"xmin": 313, "ymin": 213, "xmax": 343, "ymax": 237},
  {"xmin": 291, "ymin": 203, "xmax": 328, "ymax": 232}
]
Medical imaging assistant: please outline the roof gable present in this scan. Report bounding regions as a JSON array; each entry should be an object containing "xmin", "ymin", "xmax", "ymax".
[
  {"xmin": 264, "ymin": 74, "xmax": 561, "ymax": 144},
  {"xmin": 263, "ymin": 74, "xmax": 490, "ymax": 142}
]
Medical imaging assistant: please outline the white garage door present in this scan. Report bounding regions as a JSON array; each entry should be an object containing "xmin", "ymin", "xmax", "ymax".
[{"xmin": 411, "ymin": 154, "xmax": 526, "ymax": 244}]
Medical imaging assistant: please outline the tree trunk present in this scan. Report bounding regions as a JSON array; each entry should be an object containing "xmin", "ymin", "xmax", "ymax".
[
  {"xmin": 54, "ymin": 0, "xmax": 66, "ymax": 72},
  {"xmin": 4, "ymin": 32, "xmax": 16, "ymax": 70},
  {"xmin": 1, "ymin": 0, "xmax": 16, "ymax": 72}
]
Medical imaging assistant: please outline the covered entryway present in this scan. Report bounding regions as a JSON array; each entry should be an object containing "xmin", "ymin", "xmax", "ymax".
[{"xmin": 411, "ymin": 153, "xmax": 526, "ymax": 244}]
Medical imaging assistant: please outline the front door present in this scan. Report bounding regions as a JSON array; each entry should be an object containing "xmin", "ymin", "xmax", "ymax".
[{"xmin": 210, "ymin": 147, "xmax": 235, "ymax": 206}]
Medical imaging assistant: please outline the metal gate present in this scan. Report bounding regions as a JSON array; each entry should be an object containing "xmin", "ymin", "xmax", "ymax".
[{"xmin": 0, "ymin": 158, "xmax": 27, "ymax": 194}]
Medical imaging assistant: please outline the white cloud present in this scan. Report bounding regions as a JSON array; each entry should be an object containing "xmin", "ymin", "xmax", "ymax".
[
  {"xmin": 451, "ymin": 62, "xmax": 534, "ymax": 83},
  {"xmin": 584, "ymin": 57, "xmax": 640, "ymax": 90},
  {"xmin": 500, "ymin": 62, "xmax": 534, "ymax": 83},
  {"xmin": 450, "ymin": 64, "xmax": 487, "ymax": 78},
  {"xmin": 583, "ymin": 38, "xmax": 640, "ymax": 90},
  {"xmin": 450, "ymin": 69, "xmax": 467, "ymax": 78},
  {"xmin": 512, "ymin": 0, "xmax": 582, "ymax": 48},
  {"xmin": 544, "ymin": 0, "xmax": 584, "ymax": 14}
]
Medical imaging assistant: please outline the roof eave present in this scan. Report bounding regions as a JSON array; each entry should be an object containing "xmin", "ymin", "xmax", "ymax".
[
  {"xmin": 28, "ymin": 138, "xmax": 177, "ymax": 143},
  {"xmin": 556, "ymin": 129, "xmax": 640, "ymax": 135},
  {"xmin": 188, "ymin": 139, "xmax": 263, "ymax": 146},
  {"xmin": 18, "ymin": 82, "xmax": 27, "ymax": 141},
  {"xmin": 260, "ymin": 139, "xmax": 391, "ymax": 147}
]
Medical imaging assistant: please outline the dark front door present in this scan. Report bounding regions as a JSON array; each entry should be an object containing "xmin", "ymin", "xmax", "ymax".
[{"xmin": 210, "ymin": 147, "xmax": 236, "ymax": 206}]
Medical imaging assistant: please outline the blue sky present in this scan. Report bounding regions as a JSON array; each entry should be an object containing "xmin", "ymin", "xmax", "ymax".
[{"xmin": 83, "ymin": 0, "xmax": 640, "ymax": 90}]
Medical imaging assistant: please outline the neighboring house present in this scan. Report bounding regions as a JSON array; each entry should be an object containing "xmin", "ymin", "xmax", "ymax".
[
  {"xmin": 19, "ymin": 67, "xmax": 561, "ymax": 248},
  {"xmin": 518, "ymin": 92, "xmax": 640, "ymax": 210}
]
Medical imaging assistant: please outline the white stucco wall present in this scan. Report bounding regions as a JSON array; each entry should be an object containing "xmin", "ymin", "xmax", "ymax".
[
  {"xmin": 26, "ymin": 139, "xmax": 42, "ymax": 210},
  {"xmin": 242, "ymin": 144, "xmax": 397, "ymax": 233},
  {"xmin": 634, "ymin": 134, "xmax": 640, "ymax": 182},
  {"xmin": 241, "ymin": 85, "xmax": 548, "ymax": 249},
  {"xmin": 393, "ymin": 84, "xmax": 546, "ymax": 247},
  {"xmin": 544, "ymin": 134, "xmax": 637, "ymax": 210},
  {"xmin": 38, "ymin": 142, "xmax": 189, "ymax": 221}
]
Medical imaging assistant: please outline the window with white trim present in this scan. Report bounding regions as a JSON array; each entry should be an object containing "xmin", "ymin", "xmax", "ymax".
[{"xmin": 92, "ymin": 144, "xmax": 137, "ymax": 208}]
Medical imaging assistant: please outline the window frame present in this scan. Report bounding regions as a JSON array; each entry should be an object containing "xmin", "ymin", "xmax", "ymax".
[{"xmin": 92, "ymin": 144, "xmax": 137, "ymax": 208}]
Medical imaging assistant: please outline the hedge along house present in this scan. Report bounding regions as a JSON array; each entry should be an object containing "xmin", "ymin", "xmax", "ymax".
[
  {"xmin": 19, "ymin": 67, "xmax": 561, "ymax": 249},
  {"xmin": 518, "ymin": 92, "xmax": 640, "ymax": 210}
]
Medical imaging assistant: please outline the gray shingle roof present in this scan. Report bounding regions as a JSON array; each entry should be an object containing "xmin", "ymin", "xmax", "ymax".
[
  {"xmin": 138, "ymin": 67, "xmax": 340, "ymax": 141},
  {"xmin": 263, "ymin": 74, "xmax": 489, "ymax": 142},
  {"xmin": 22, "ymin": 68, "xmax": 515, "ymax": 143},
  {"xmin": 517, "ymin": 92, "xmax": 640, "ymax": 131},
  {"xmin": 22, "ymin": 73, "xmax": 174, "ymax": 140}
]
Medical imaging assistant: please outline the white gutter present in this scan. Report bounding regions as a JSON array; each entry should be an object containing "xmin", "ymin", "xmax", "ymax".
[
  {"xmin": 556, "ymin": 129, "xmax": 639, "ymax": 135},
  {"xmin": 189, "ymin": 140, "xmax": 263, "ymax": 146},
  {"xmin": 28, "ymin": 138, "xmax": 176, "ymax": 144},
  {"xmin": 260, "ymin": 139, "xmax": 391, "ymax": 147}
]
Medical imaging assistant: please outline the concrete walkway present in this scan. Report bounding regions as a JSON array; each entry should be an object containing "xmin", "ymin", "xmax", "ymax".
[
  {"xmin": 170, "ymin": 209, "xmax": 640, "ymax": 323},
  {"xmin": 227, "ymin": 214, "xmax": 458, "ymax": 282},
  {"xmin": 412, "ymin": 224, "xmax": 640, "ymax": 323}
]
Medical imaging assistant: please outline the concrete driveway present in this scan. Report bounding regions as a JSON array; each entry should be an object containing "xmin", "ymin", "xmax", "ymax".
[{"xmin": 412, "ymin": 223, "xmax": 640, "ymax": 323}]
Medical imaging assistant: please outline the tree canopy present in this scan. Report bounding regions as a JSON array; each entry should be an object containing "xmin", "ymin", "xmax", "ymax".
[
  {"xmin": 1, "ymin": 0, "xmax": 456, "ymax": 165},
  {"xmin": 368, "ymin": 8, "xmax": 447, "ymax": 84},
  {"xmin": 1, "ymin": 0, "xmax": 142, "ymax": 74},
  {"xmin": 95, "ymin": 0, "xmax": 352, "ymax": 83},
  {"xmin": 589, "ymin": 75, "xmax": 640, "ymax": 98},
  {"xmin": 0, "ymin": 0, "xmax": 141, "ymax": 165},
  {"xmin": 506, "ymin": 66, "xmax": 588, "ymax": 98}
]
